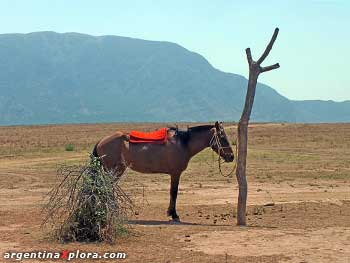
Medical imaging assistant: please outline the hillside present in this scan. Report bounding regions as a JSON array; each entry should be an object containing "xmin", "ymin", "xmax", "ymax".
[{"xmin": 0, "ymin": 31, "xmax": 348, "ymax": 125}]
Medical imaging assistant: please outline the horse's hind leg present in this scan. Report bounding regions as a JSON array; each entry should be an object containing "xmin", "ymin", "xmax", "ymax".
[
  {"xmin": 112, "ymin": 161, "xmax": 127, "ymax": 181},
  {"xmin": 167, "ymin": 173, "xmax": 181, "ymax": 221}
]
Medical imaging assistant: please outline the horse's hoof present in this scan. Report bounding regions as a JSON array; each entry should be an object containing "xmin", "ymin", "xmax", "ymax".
[
  {"xmin": 170, "ymin": 217, "xmax": 181, "ymax": 224},
  {"xmin": 173, "ymin": 217, "xmax": 180, "ymax": 222}
]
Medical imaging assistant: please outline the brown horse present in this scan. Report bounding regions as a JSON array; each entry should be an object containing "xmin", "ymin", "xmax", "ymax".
[{"xmin": 92, "ymin": 121, "xmax": 234, "ymax": 221}]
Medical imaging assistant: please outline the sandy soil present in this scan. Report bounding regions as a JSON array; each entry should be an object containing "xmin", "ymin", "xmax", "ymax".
[{"xmin": 0, "ymin": 123, "xmax": 349, "ymax": 262}]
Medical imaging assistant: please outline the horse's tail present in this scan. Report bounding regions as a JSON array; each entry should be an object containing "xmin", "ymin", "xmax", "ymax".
[{"xmin": 91, "ymin": 142, "xmax": 99, "ymax": 159}]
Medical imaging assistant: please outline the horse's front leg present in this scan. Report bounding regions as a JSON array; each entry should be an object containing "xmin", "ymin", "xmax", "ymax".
[{"xmin": 167, "ymin": 173, "xmax": 181, "ymax": 222}]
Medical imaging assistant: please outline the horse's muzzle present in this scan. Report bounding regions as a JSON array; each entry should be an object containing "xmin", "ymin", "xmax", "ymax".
[{"xmin": 224, "ymin": 153, "xmax": 234, "ymax": 163}]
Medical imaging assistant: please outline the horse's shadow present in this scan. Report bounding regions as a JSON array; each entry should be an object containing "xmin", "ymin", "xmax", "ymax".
[{"xmin": 127, "ymin": 219, "xmax": 231, "ymax": 227}]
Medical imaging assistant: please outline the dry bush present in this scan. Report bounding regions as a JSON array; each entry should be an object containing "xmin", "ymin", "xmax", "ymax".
[{"xmin": 43, "ymin": 156, "xmax": 133, "ymax": 243}]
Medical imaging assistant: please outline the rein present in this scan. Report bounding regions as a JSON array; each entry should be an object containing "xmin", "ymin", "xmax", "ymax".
[{"xmin": 209, "ymin": 131, "xmax": 237, "ymax": 177}]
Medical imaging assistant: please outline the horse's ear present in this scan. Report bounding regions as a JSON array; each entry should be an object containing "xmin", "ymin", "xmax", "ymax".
[{"xmin": 215, "ymin": 121, "xmax": 220, "ymax": 130}]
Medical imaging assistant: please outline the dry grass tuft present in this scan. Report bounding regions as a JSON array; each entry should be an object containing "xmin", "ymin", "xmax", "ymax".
[{"xmin": 42, "ymin": 156, "xmax": 133, "ymax": 243}]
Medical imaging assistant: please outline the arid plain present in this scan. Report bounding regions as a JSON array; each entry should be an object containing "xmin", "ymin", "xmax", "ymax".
[{"xmin": 0, "ymin": 123, "xmax": 349, "ymax": 262}]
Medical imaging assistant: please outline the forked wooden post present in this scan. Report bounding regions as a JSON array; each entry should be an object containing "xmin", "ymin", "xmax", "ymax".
[{"xmin": 235, "ymin": 28, "xmax": 280, "ymax": 226}]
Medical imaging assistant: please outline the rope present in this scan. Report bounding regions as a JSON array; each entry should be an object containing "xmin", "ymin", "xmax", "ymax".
[
  {"xmin": 209, "ymin": 132, "xmax": 238, "ymax": 178},
  {"xmin": 218, "ymin": 140, "xmax": 238, "ymax": 178}
]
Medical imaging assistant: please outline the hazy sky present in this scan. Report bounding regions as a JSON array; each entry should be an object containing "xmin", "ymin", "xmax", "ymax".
[{"xmin": 0, "ymin": 0, "xmax": 349, "ymax": 101}]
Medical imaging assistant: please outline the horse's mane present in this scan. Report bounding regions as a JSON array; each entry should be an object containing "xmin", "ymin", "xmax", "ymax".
[
  {"xmin": 188, "ymin": 125, "xmax": 214, "ymax": 132},
  {"xmin": 169, "ymin": 125, "xmax": 214, "ymax": 145}
]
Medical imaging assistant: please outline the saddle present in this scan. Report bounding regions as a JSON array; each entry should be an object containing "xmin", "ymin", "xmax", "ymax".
[{"xmin": 129, "ymin": 128, "xmax": 168, "ymax": 144}]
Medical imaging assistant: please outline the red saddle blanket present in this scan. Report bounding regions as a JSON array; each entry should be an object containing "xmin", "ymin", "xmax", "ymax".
[{"xmin": 129, "ymin": 128, "xmax": 167, "ymax": 143}]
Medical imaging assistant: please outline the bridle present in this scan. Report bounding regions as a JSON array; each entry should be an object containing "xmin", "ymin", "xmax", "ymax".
[
  {"xmin": 209, "ymin": 129, "xmax": 237, "ymax": 177},
  {"xmin": 209, "ymin": 130, "xmax": 231, "ymax": 157}
]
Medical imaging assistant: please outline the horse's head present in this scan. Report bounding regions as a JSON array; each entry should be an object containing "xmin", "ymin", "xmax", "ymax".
[{"xmin": 210, "ymin": 121, "xmax": 234, "ymax": 163}]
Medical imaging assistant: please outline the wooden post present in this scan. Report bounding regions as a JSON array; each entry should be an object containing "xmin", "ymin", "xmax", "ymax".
[{"xmin": 235, "ymin": 28, "xmax": 280, "ymax": 226}]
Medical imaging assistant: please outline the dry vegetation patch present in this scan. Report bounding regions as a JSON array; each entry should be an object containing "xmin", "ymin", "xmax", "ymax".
[{"xmin": 0, "ymin": 123, "xmax": 349, "ymax": 262}]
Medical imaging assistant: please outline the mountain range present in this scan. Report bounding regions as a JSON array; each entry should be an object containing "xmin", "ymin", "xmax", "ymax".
[{"xmin": 0, "ymin": 31, "xmax": 349, "ymax": 125}]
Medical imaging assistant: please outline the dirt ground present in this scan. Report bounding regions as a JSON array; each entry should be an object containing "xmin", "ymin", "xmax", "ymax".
[{"xmin": 0, "ymin": 123, "xmax": 349, "ymax": 263}]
